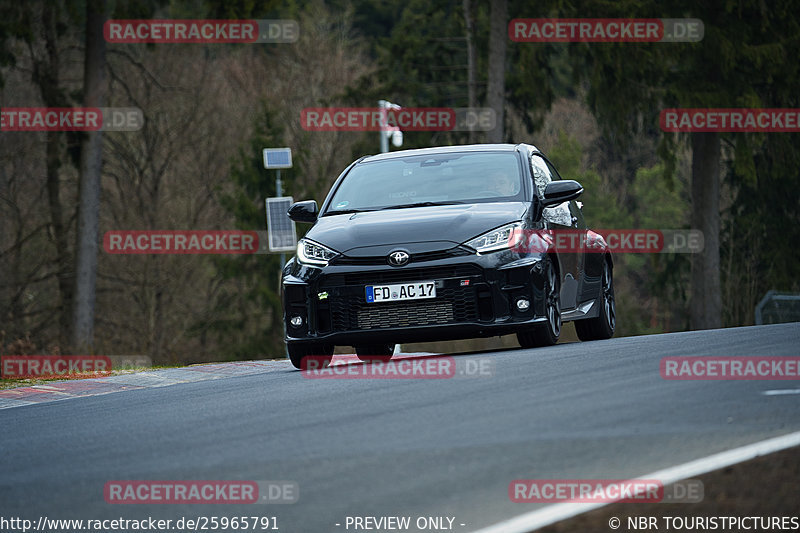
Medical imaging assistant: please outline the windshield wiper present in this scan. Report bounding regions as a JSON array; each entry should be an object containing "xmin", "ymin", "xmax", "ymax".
[
  {"xmin": 379, "ymin": 201, "xmax": 464, "ymax": 210},
  {"xmin": 321, "ymin": 208, "xmax": 376, "ymax": 216}
]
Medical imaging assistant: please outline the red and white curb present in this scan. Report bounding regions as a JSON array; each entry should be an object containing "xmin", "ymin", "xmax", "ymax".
[
  {"xmin": 0, "ymin": 353, "xmax": 440, "ymax": 410},
  {"xmin": 0, "ymin": 360, "xmax": 287, "ymax": 410}
]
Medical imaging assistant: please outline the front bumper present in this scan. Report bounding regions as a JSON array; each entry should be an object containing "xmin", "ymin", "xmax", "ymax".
[{"xmin": 282, "ymin": 248, "xmax": 550, "ymax": 345}]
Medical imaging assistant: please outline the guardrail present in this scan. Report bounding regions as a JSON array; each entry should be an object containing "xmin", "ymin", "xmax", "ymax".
[{"xmin": 755, "ymin": 291, "xmax": 800, "ymax": 325}]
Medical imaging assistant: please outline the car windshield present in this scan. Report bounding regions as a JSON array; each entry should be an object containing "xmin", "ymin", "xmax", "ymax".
[{"xmin": 324, "ymin": 151, "xmax": 524, "ymax": 214}]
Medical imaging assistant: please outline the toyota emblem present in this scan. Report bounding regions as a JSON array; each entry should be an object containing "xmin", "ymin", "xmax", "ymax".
[{"xmin": 388, "ymin": 250, "xmax": 410, "ymax": 266}]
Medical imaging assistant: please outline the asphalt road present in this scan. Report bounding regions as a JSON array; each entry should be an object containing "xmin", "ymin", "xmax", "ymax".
[{"xmin": 2, "ymin": 323, "xmax": 799, "ymax": 532}]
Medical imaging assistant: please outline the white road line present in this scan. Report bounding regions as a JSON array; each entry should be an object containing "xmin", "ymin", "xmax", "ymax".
[
  {"xmin": 473, "ymin": 430, "xmax": 800, "ymax": 533},
  {"xmin": 762, "ymin": 389, "xmax": 800, "ymax": 396}
]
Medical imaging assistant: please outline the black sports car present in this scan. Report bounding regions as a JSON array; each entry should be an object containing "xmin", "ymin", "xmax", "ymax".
[{"xmin": 281, "ymin": 143, "xmax": 615, "ymax": 369}]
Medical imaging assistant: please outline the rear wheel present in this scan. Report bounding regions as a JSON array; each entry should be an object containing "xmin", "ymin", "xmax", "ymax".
[
  {"xmin": 355, "ymin": 344, "xmax": 395, "ymax": 363},
  {"xmin": 575, "ymin": 259, "xmax": 615, "ymax": 341},
  {"xmin": 287, "ymin": 342, "xmax": 334, "ymax": 370},
  {"xmin": 517, "ymin": 259, "xmax": 561, "ymax": 348}
]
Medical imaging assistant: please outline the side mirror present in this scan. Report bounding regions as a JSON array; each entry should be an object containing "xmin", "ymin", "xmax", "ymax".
[
  {"xmin": 542, "ymin": 180, "xmax": 583, "ymax": 207},
  {"xmin": 288, "ymin": 200, "xmax": 319, "ymax": 223}
]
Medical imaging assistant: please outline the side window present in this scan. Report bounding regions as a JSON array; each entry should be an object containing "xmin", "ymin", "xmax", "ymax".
[
  {"xmin": 543, "ymin": 159, "xmax": 563, "ymax": 182},
  {"xmin": 529, "ymin": 154, "xmax": 551, "ymax": 199}
]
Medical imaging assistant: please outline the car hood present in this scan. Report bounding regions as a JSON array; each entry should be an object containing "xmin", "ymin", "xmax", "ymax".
[{"xmin": 306, "ymin": 202, "xmax": 528, "ymax": 255}]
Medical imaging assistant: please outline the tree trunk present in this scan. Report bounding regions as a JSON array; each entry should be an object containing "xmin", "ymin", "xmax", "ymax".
[
  {"xmin": 689, "ymin": 132, "xmax": 722, "ymax": 330},
  {"xmin": 486, "ymin": 0, "xmax": 507, "ymax": 143},
  {"xmin": 462, "ymin": 0, "xmax": 477, "ymax": 143},
  {"xmin": 46, "ymin": 129, "xmax": 74, "ymax": 346},
  {"xmin": 31, "ymin": 4, "xmax": 74, "ymax": 347},
  {"xmin": 71, "ymin": 0, "xmax": 108, "ymax": 351}
]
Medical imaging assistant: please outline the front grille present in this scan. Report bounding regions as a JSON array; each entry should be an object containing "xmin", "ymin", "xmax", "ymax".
[
  {"xmin": 330, "ymin": 285, "xmax": 479, "ymax": 331},
  {"xmin": 357, "ymin": 301, "xmax": 454, "ymax": 329}
]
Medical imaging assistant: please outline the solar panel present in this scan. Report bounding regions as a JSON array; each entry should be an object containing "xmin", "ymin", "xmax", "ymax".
[
  {"xmin": 263, "ymin": 148, "xmax": 293, "ymax": 169},
  {"xmin": 265, "ymin": 197, "xmax": 297, "ymax": 252}
]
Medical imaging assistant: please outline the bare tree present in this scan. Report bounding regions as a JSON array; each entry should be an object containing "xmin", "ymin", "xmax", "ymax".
[
  {"xmin": 3, "ymin": 2, "xmax": 377, "ymax": 363},
  {"xmin": 463, "ymin": 0, "xmax": 477, "ymax": 143},
  {"xmin": 26, "ymin": 3, "xmax": 79, "ymax": 346},
  {"xmin": 99, "ymin": 45, "xmax": 254, "ymax": 362},
  {"xmin": 228, "ymin": 4, "xmax": 374, "ymax": 199},
  {"xmin": 486, "ymin": 0, "xmax": 507, "ymax": 143}
]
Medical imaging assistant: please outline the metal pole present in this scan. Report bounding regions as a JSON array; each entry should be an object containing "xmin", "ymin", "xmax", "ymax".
[
  {"xmin": 275, "ymin": 168, "xmax": 288, "ymax": 358},
  {"xmin": 379, "ymin": 99, "xmax": 388, "ymax": 153},
  {"xmin": 276, "ymin": 169, "xmax": 285, "ymax": 268}
]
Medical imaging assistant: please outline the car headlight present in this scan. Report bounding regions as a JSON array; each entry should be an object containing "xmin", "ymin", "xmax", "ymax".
[
  {"xmin": 464, "ymin": 222, "xmax": 524, "ymax": 254},
  {"xmin": 296, "ymin": 239, "xmax": 339, "ymax": 266}
]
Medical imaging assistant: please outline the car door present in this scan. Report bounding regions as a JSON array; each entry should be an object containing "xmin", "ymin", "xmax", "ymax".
[{"xmin": 530, "ymin": 154, "xmax": 583, "ymax": 310}]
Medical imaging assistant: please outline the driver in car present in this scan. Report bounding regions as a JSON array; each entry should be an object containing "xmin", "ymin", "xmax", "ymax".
[{"xmin": 489, "ymin": 170, "xmax": 516, "ymax": 196}]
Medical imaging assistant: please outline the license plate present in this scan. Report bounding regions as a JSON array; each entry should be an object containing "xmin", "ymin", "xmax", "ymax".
[{"xmin": 365, "ymin": 281, "xmax": 436, "ymax": 303}]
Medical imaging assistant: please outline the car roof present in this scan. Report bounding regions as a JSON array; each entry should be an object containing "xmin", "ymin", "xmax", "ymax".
[{"xmin": 360, "ymin": 143, "xmax": 541, "ymax": 163}]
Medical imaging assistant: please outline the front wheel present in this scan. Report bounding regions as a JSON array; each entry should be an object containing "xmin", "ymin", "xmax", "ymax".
[
  {"xmin": 288, "ymin": 342, "xmax": 334, "ymax": 370},
  {"xmin": 575, "ymin": 259, "xmax": 615, "ymax": 341},
  {"xmin": 517, "ymin": 258, "xmax": 561, "ymax": 348},
  {"xmin": 355, "ymin": 344, "xmax": 395, "ymax": 363}
]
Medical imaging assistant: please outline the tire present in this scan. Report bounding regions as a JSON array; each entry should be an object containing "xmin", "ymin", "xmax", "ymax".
[
  {"xmin": 575, "ymin": 258, "xmax": 616, "ymax": 341},
  {"xmin": 355, "ymin": 344, "xmax": 395, "ymax": 363},
  {"xmin": 517, "ymin": 258, "xmax": 561, "ymax": 348},
  {"xmin": 288, "ymin": 342, "xmax": 334, "ymax": 370}
]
